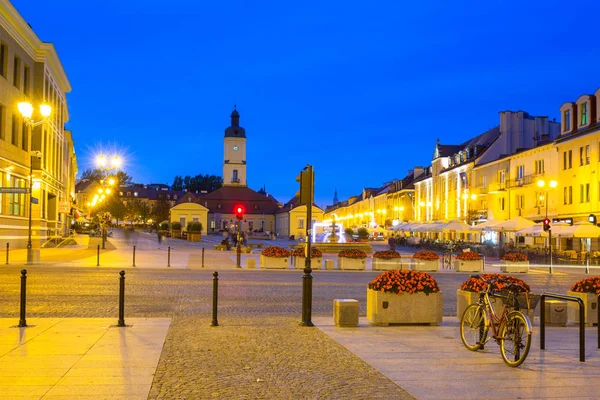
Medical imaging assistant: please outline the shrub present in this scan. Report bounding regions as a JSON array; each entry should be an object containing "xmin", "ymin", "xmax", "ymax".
[
  {"xmin": 373, "ymin": 250, "xmax": 401, "ymax": 260},
  {"xmin": 261, "ymin": 246, "xmax": 291, "ymax": 258},
  {"xmin": 368, "ymin": 270, "xmax": 440, "ymax": 295},
  {"xmin": 292, "ymin": 247, "xmax": 322, "ymax": 258},
  {"xmin": 460, "ymin": 273, "xmax": 530, "ymax": 293},
  {"xmin": 171, "ymin": 222, "xmax": 182, "ymax": 230},
  {"xmin": 338, "ymin": 249, "xmax": 367, "ymax": 259},
  {"xmin": 502, "ymin": 252, "xmax": 528, "ymax": 262},
  {"xmin": 344, "ymin": 228, "xmax": 354, "ymax": 237},
  {"xmin": 412, "ymin": 251, "xmax": 440, "ymax": 260},
  {"xmin": 357, "ymin": 228, "xmax": 369, "ymax": 239},
  {"xmin": 570, "ymin": 276, "xmax": 600, "ymax": 294},
  {"xmin": 455, "ymin": 252, "xmax": 481, "ymax": 261},
  {"xmin": 187, "ymin": 222, "xmax": 203, "ymax": 232}
]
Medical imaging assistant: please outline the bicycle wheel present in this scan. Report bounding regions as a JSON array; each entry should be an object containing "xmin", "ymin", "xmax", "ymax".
[
  {"xmin": 499, "ymin": 311, "xmax": 532, "ymax": 367},
  {"xmin": 460, "ymin": 304, "xmax": 488, "ymax": 351}
]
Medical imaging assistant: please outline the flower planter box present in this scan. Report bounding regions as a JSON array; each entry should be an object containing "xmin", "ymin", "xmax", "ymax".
[
  {"xmin": 187, "ymin": 233, "xmax": 202, "ymax": 242},
  {"xmin": 411, "ymin": 259, "xmax": 439, "ymax": 272},
  {"xmin": 453, "ymin": 260, "xmax": 483, "ymax": 272},
  {"xmin": 367, "ymin": 289, "xmax": 442, "ymax": 326},
  {"xmin": 566, "ymin": 291, "xmax": 598, "ymax": 326},
  {"xmin": 456, "ymin": 289, "xmax": 537, "ymax": 322},
  {"xmin": 260, "ymin": 255, "xmax": 290, "ymax": 269},
  {"xmin": 171, "ymin": 230, "xmax": 182, "ymax": 239},
  {"xmin": 372, "ymin": 258, "xmax": 404, "ymax": 271},
  {"xmin": 500, "ymin": 261, "xmax": 529, "ymax": 273},
  {"xmin": 294, "ymin": 257, "xmax": 322, "ymax": 270},
  {"xmin": 339, "ymin": 257, "xmax": 366, "ymax": 270}
]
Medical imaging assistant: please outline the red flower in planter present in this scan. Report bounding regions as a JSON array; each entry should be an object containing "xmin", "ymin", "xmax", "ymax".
[
  {"xmin": 368, "ymin": 270, "xmax": 440, "ymax": 295},
  {"xmin": 338, "ymin": 249, "xmax": 367, "ymax": 259},
  {"xmin": 460, "ymin": 273, "xmax": 530, "ymax": 293},
  {"xmin": 292, "ymin": 247, "xmax": 323, "ymax": 258},
  {"xmin": 455, "ymin": 252, "xmax": 482, "ymax": 261},
  {"xmin": 570, "ymin": 276, "xmax": 600, "ymax": 294},
  {"xmin": 261, "ymin": 246, "xmax": 291, "ymax": 258},
  {"xmin": 373, "ymin": 250, "xmax": 401, "ymax": 260},
  {"xmin": 412, "ymin": 251, "xmax": 440, "ymax": 260},
  {"xmin": 502, "ymin": 252, "xmax": 528, "ymax": 262}
]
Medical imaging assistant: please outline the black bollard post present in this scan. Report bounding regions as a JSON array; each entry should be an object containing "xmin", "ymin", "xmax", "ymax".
[
  {"xmin": 117, "ymin": 270, "xmax": 126, "ymax": 327},
  {"xmin": 167, "ymin": 246, "xmax": 171, "ymax": 267},
  {"xmin": 97, "ymin": 244, "xmax": 100, "ymax": 266},
  {"xmin": 5, "ymin": 243, "xmax": 8, "ymax": 265},
  {"xmin": 300, "ymin": 265, "xmax": 314, "ymax": 326},
  {"xmin": 18, "ymin": 269, "xmax": 27, "ymax": 327},
  {"xmin": 211, "ymin": 271, "xmax": 219, "ymax": 326},
  {"xmin": 202, "ymin": 247, "xmax": 205, "ymax": 268},
  {"xmin": 133, "ymin": 245, "xmax": 136, "ymax": 267}
]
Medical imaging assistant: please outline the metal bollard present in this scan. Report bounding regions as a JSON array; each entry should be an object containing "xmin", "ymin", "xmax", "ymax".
[
  {"xmin": 202, "ymin": 247, "xmax": 205, "ymax": 268},
  {"xmin": 117, "ymin": 270, "xmax": 126, "ymax": 327},
  {"xmin": 211, "ymin": 271, "xmax": 219, "ymax": 326},
  {"xmin": 133, "ymin": 245, "xmax": 136, "ymax": 267},
  {"xmin": 5, "ymin": 243, "xmax": 8, "ymax": 265},
  {"xmin": 97, "ymin": 244, "xmax": 100, "ymax": 266},
  {"xmin": 300, "ymin": 264, "xmax": 314, "ymax": 327},
  {"xmin": 18, "ymin": 269, "xmax": 27, "ymax": 327},
  {"xmin": 167, "ymin": 246, "xmax": 171, "ymax": 267}
]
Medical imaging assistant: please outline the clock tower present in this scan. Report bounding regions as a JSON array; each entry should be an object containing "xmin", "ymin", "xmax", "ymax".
[{"xmin": 223, "ymin": 105, "xmax": 247, "ymax": 186}]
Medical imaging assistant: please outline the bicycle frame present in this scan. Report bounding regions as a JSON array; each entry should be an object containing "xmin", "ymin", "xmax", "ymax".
[{"xmin": 479, "ymin": 291, "xmax": 510, "ymax": 344}]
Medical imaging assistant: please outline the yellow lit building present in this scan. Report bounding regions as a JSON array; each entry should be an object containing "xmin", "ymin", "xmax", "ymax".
[{"xmin": 0, "ymin": 0, "xmax": 74, "ymax": 248}]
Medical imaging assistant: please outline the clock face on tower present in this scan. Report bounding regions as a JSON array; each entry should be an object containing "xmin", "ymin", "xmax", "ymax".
[{"xmin": 233, "ymin": 145, "xmax": 239, "ymax": 152}]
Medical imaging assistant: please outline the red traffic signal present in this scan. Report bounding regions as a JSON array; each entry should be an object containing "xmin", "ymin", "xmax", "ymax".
[
  {"xmin": 543, "ymin": 218, "xmax": 551, "ymax": 232},
  {"xmin": 234, "ymin": 205, "xmax": 244, "ymax": 220}
]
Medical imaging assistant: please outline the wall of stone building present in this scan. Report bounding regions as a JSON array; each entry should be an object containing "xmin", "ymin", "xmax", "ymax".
[{"xmin": 170, "ymin": 203, "xmax": 208, "ymax": 234}]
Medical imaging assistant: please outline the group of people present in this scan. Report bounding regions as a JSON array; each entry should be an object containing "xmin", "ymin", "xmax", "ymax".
[{"xmin": 387, "ymin": 235, "xmax": 407, "ymax": 252}]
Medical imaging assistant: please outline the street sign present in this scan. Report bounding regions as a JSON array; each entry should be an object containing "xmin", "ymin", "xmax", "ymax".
[
  {"xmin": 31, "ymin": 197, "xmax": 38, "ymax": 204},
  {"xmin": 0, "ymin": 187, "xmax": 30, "ymax": 194}
]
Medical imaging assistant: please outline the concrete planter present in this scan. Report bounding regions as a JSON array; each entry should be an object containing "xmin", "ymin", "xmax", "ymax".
[
  {"xmin": 411, "ymin": 259, "xmax": 439, "ymax": 272},
  {"xmin": 339, "ymin": 257, "xmax": 366, "ymax": 270},
  {"xmin": 294, "ymin": 257, "xmax": 322, "ymax": 270},
  {"xmin": 260, "ymin": 255, "xmax": 290, "ymax": 269},
  {"xmin": 566, "ymin": 291, "xmax": 598, "ymax": 326},
  {"xmin": 456, "ymin": 289, "xmax": 536, "ymax": 322},
  {"xmin": 453, "ymin": 259, "xmax": 483, "ymax": 272},
  {"xmin": 187, "ymin": 232, "xmax": 202, "ymax": 242},
  {"xmin": 372, "ymin": 258, "xmax": 403, "ymax": 271},
  {"xmin": 500, "ymin": 261, "xmax": 529, "ymax": 273},
  {"xmin": 367, "ymin": 289, "xmax": 442, "ymax": 326}
]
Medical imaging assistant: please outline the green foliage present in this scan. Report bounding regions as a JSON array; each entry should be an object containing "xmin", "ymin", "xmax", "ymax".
[
  {"xmin": 187, "ymin": 222, "xmax": 203, "ymax": 232},
  {"xmin": 357, "ymin": 227, "xmax": 369, "ymax": 239},
  {"xmin": 153, "ymin": 199, "xmax": 170, "ymax": 226},
  {"xmin": 124, "ymin": 198, "xmax": 151, "ymax": 223},
  {"xmin": 158, "ymin": 222, "xmax": 169, "ymax": 230},
  {"xmin": 171, "ymin": 222, "xmax": 182, "ymax": 230},
  {"xmin": 172, "ymin": 174, "xmax": 223, "ymax": 193},
  {"xmin": 344, "ymin": 228, "xmax": 354, "ymax": 236}
]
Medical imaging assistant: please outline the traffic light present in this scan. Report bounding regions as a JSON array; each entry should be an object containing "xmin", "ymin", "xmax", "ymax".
[
  {"xmin": 543, "ymin": 218, "xmax": 551, "ymax": 232},
  {"xmin": 296, "ymin": 167, "xmax": 314, "ymax": 205},
  {"xmin": 234, "ymin": 205, "xmax": 244, "ymax": 220}
]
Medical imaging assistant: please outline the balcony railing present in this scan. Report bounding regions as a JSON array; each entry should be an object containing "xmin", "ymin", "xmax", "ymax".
[{"xmin": 506, "ymin": 174, "xmax": 536, "ymax": 189}]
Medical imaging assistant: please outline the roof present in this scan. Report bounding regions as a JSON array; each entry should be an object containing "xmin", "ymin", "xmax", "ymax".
[
  {"xmin": 75, "ymin": 179, "xmax": 99, "ymax": 193},
  {"xmin": 179, "ymin": 186, "xmax": 280, "ymax": 215}
]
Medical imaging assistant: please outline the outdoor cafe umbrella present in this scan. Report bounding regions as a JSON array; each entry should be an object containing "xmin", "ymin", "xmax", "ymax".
[
  {"xmin": 557, "ymin": 221, "xmax": 600, "ymax": 238},
  {"xmin": 516, "ymin": 221, "xmax": 572, "ymax": 237},
  {"xmin": 439, "ymin": 219, "xmax": 474, "ymax": 232},
  {"xmin": 483, "ymin": 216, "xmax": 536, "ymax": 232}
]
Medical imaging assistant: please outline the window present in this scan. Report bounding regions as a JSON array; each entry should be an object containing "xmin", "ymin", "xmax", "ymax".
[
  {"xmin": 516, "ymin": 165, "xmax": 524, "ymax": 180},
  {"xmin": 11, "ymin": 114, "xmax": 17, "ymax": 146},
  {"xmin": 586, "ymin": 145, "xmax": 590, "ymax": 164},
  {"xmin": 21, "ymin": 121, "xmax": 27, "ymax": 151},
  {"xmin": 12, "ymin": 56, "xmax": 20, "ymax": 88},
  {"xmin": 23, "ymin": 65, "xmax": 30, "ymax": 96},
  {"xmin": 498, "ymin": 170, "xmax": 505, "ymax": 184},
  {"xmin": 580, "ymin": 183, "xmax": 590, "ymax": 203},
  {"xmin": 179, "ymin": 217, "xmax": 186, "ymax": 228},
  {"xmin": 580, "ymin": 103, "xmax": 588, "ymax": 125},
  {"xmin": 0, "ymin": 104, "xmax": 4, "ymax": 141},
  {"xmin": 580, "ymin": 147, "xmax": 584, "ymax": 166},
  {"xmin": 297, "ymin": 217, "xmax": 305, "ymax": 229},
  {"xmin": 8, "ymin": 176, "xmax": 25, "ymax": 216},
  {"xmin": 563, "ymin": 151, "xmax": 567, "ymax": 169},
  {"xmin": 0, "ymin": 43, "xmax": 6, "ymax": 78},
  {"xmin": 564, "ymin": 150, "xmax": 572, "ymax": 169},
  {"xmin": 564, "ymin": 186, "xmax": 573, "ymax": 205},
  {"xmin": 232, "ymin": 169, "xmax": 238, "ymax": 182},
  {"xmin": 498, "ymin": 197, "xmax": 505, "ymax": 211},
  {"xmin": 564, "ymin": 110, "xmax": 571, "ymax": 131},
  {"xmin": 536, "ymin": 192, "xmax": 545, "ymax": 208},
  {"xmin": 534, "ymin": 159, "xmax": 544, "ymax": 175},
  {"xmin": 516, "ymin": 194, "xmax": 525, "ymax": 209}
]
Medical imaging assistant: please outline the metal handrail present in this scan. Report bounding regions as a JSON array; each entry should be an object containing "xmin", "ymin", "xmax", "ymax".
[{"xmin": 540, "ymin": 293, "xmax": 585, "ymax": 362}]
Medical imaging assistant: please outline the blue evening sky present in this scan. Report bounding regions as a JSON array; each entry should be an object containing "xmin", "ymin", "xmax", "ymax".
[{"xmin": 12, "ymin": 0, "xmax": 600, "ymax": 209}]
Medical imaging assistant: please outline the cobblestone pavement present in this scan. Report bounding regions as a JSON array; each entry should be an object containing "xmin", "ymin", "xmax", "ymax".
[{"xmin": 0, "ymin": 266, "xmax": 583, "ymax": 399}]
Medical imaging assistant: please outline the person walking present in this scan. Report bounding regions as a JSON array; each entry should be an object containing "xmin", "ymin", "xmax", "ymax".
[{"xmin": 388, "ymin": 236, "xmax": 396, "ymax": 252}]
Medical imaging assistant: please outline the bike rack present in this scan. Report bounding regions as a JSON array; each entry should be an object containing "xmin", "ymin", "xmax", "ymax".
[{"xmin": 540, "ymin": 293, "xmax": 585, "ymax": 362}]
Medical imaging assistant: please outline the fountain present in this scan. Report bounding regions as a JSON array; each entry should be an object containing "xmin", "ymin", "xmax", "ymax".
[{"xmin": 328, "ymin": 217, "xmax": 340, "ymax": 243}]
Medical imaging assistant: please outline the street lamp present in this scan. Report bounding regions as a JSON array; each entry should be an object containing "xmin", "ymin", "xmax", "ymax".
[
  {"xmin": 537, "ymin": 179, "xmax": 558, "ymax": 271},
  {"xmin": 18, "ymin": 100, "xmax": 52, "ymax": 264},
  {"xmin": 96, "ymin": 154, "xmax": 122, "ymax": 249}
]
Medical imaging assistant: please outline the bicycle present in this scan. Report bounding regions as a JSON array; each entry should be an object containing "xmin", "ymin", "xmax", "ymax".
[
  {"xmin": 442, "ymin": 244, "xmax": 458, "ymax": 270},
  {"xmin": 459, "ymin": 276, "xmax": 532, "ymax": 367}
]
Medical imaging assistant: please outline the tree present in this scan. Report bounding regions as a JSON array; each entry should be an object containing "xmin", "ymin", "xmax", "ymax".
[
  {"xmin": 153, "ymin": 198, "xmax": 170, "ymax": 226},
  {"xmin": 172, "ymin": 175, "xmax": 183, "ymax": 191},
  {"xmin": 125, "ymin": 199, "xmax": 151, "ymax": 224},
  {"xmin": 81, "ymin": 168, "xmax": 134, "ymax": 187},
  {"xmin": 80, "ymin": 168, "xmax": 104, "ymax": 182},
  {"xmin": 174, "ymin": 174, "xmax": 223, "ymax": 192}
]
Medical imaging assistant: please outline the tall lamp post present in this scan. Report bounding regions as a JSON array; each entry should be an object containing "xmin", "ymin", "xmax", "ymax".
[
  {"xmin": 96, "ymin": 155, "xmax": 121, "ymax": 249},
  {"xmin": 537, "ymin": 179, "xmax": 558, "ymax": 271},
  {"xmin": 18, "ymin": 101, "xmax": 52, "ymax": 265}
]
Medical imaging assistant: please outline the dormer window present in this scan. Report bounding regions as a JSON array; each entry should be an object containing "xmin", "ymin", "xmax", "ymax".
[
  {"xmin": 564, "ymin": 110, "xmax": 571, "ymax": 131},
  {"xmin": 580, "ymin": 103, "xmax": 588, "ymax": 126}
]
